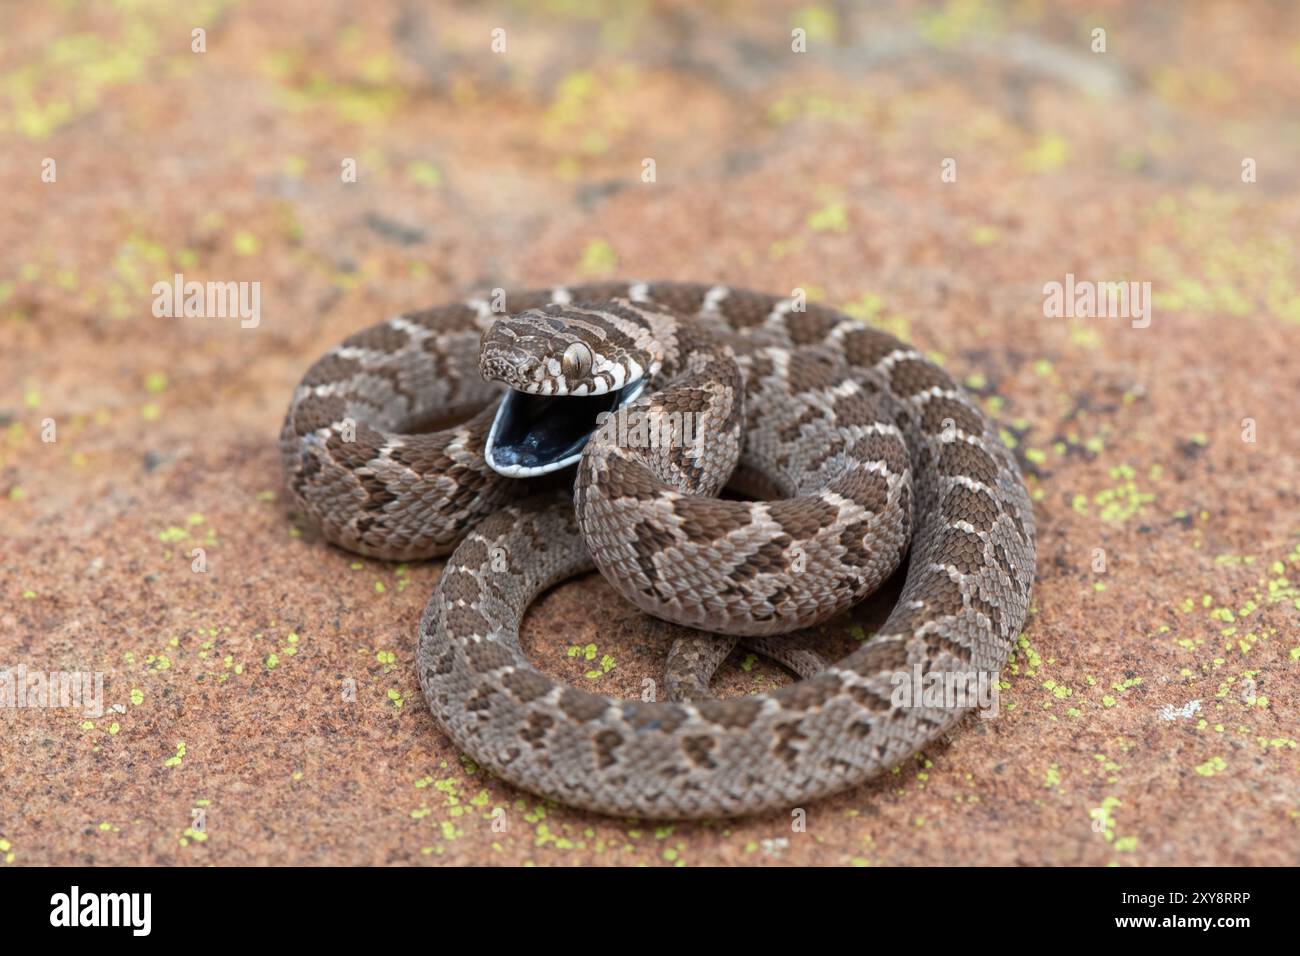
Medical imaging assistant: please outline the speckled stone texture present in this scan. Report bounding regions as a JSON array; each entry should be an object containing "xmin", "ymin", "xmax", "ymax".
[{"xmin": 1, "ymin": 0, "xmax": 1298, "ymax": 866}]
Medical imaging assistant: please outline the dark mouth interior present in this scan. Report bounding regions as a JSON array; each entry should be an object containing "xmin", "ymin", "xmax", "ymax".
[{"xmin": 488, "ymin": 385, "xmax": 631, "ymax": 472}]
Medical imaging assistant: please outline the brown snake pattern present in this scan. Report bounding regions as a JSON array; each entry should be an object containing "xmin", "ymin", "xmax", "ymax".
[{"xmin": 281, "ymin": 282, "xmax": 1036, "ymax": 818}]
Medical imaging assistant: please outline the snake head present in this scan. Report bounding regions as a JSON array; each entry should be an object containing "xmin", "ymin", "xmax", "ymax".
[{"xmin": 480, "ymin": 300, "xmax": 667, "ymax": 477}]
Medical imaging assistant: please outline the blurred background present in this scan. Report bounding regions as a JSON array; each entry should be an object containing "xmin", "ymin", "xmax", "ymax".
[{"xmin": 0, "ymin": 1, "xmax": 1297, "ymax": 866}]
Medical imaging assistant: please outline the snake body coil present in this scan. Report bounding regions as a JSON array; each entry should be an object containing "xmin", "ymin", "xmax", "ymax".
[{"xmin": 282, "ymin": 282, "xmax": 1035, "ymax": 817}]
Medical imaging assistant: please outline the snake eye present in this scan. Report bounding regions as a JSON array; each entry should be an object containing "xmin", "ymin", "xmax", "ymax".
[{"xmin": 561, "ymin": 341, "xmax": 593, "ymax": 380}]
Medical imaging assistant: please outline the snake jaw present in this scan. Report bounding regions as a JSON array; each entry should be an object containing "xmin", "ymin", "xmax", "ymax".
[{"xmin": 485, "ymin": 377, "xmax": 647, "ymax": 477}]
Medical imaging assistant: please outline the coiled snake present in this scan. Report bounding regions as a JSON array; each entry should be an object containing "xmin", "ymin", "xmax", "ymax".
[{"xmin": 281, "ymin": 282, "xmax": 1035, "ymax": 818}]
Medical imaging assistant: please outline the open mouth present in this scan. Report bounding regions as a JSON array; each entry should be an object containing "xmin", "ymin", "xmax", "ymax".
[{"xmin": 485, "ymin": 379, "xmax": 646, "ymax": 477}]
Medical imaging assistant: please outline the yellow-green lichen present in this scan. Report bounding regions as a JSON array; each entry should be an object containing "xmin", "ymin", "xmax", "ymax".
[
  {"xmin": 163, "ymin": 741, "xmax": 186, "ymax": 768},
  {"xmin": 1194, "ymin": 756, "xmax": 1227, "ymax": 777}
]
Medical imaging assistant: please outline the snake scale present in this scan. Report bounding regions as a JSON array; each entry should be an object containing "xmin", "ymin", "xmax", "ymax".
[{"xmin": 281, "ymin": 281, "xmax": 1036, "ymax": 818}]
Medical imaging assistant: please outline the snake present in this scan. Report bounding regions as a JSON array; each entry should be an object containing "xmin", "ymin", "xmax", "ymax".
[{"xmin": 281, "ymin": 281, "xmax": 1036, "ymax": 818}]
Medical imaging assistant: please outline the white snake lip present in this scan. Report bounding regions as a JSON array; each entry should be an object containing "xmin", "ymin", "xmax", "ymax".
[{"xmin": 485, "ymin": 377, "xmax": 647, "ymax": 477}]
